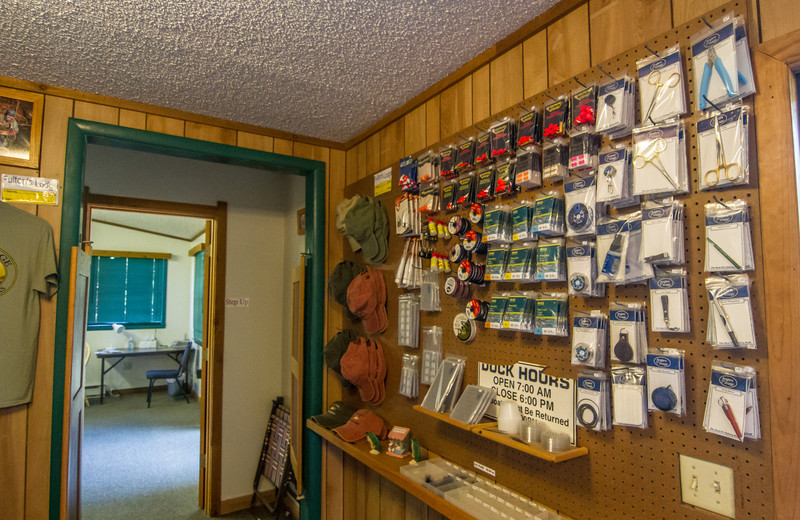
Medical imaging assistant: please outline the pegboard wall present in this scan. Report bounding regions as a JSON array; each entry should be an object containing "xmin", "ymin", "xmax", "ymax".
[{"xmin": 337, "ymin": 2, "xmax": 774, "ymax": 518}]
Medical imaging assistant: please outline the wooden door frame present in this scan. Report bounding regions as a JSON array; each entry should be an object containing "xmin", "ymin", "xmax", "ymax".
[{"xmin": 49, "ymin": 119, "xmax": 327, "ymax": 520}]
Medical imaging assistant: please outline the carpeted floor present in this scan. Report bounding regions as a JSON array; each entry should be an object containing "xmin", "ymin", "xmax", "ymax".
[{"xmin": 82, "ymin": 390, "xmax": 266, "ymax": 520}]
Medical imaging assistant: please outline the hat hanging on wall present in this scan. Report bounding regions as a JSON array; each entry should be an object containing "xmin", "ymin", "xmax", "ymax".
[
  {"xmin": 339, "ymin": 197, "xmax": 389, "ymax": 265},
  {"xmin": 328, "ymin": 261, "xmax": 365, "ymax": 320},
  {"xmin": 346, "ymin": 267, "xmax": 388, "ymax": 335}
]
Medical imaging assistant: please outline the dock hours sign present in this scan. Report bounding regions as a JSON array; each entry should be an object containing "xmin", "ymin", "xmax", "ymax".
[{"xmin": 478, "ymin": 361, "xmax": 576, "ymax": 443}]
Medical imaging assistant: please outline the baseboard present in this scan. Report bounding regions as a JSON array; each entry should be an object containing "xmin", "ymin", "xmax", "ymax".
[
  {"xmin": 116, "ymin": 385, "xmax": 167, "ymax": 395},
  {"xmin": 219, "ymin": 493, "xmax": 260, "ymax": 515}
]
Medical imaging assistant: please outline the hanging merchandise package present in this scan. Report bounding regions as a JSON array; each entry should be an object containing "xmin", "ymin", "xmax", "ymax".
[
  {"xmin": 571, "ymin": 85, "xmax": 598, "ymax": 130},
  {"xmin": 455, "ymin": 172, "xmax": 476, "ymax": 209},
  {"xmin": 420, "ymin": 355, "xmax": 466, "ymax": 413},
  {"xmin": 531, "ymin": 191, "xmax": 566, "ymax": 237},
  {"xmin": 597, "ymin": 148, "xmax": 636, "ymax": 206},
  {"xmin": 399, "ymin": 353, "xmax": 420, "ymax": 399},
  {"xmin": 734, "ymin": 16, "xmax": 756, "ymax": 99},
  {"xmin": 483, "ymin": 204, "xmax": 513, "ymax": 243},
  {"xmin": 564, "ymin": 175, "xmax": 599, "ymax": 238},
  {"xmin": 646, "ymin": 349, "xmax": 686, "ymax": 415},
  {"xmin": 511, "ymin": 200, "xmax": 535, "ymax": 241},
  {"xmin": 514, "ymin": 147, "xmax": 542, "ymax": 190},
  {"xmin": 596, "ymin": 76, "xmax": 636, "ymax": 138},
  {"xmin": 571, "ymin": 311, "xmax": 608, "ymax": 369},
  {"xmin": 503, "ymin": 291, "xmax": 536, "ymax": 332},
  {"xmin": 442, "ymin": 178, "xmax": 458, "ymax": 212},
  {"xmin": 420, "ymin": 326, "xmax": 442, "ymax": 385},
  {"xmin": 417, "ymin": 151, "xmax": 439, "ymax": 183},
  {"xmin": 706, "ymin": 274, "xmax": 756, "ymax": 349},
  {"xmin": 596, "ymin": 215, "xmax": 630, "ymax": 285},
  {"xmin": 455, "ymin": 138, "xmax": 476, "ymax": 175},
  {"xmin": 704, "ymin": 199, "xmax": 754, "ymax": 272},
  {"xmin": 505, "ymin": 242, "xmax": 537, "ymax": 283},
  {"xmin": 609, "ymin": 301, "xmax": 648, "ymax": 364},
  {"xmin": 419, "ymin": 269, "xmax": 441, "ymax": 311},
  {"xmin": 517, "ymin": 107, "xmax": 542, "ymax": 148},
  {"xmin": 637, "ymin": 45, "xmax": 687, "ymax": 124},
  {"xmin": 611, "ymin": 365, "xmax": 648, "ymax": 428},
  {"xmin": 534, "ymin": 292, "xmax": 568, "ymax": 336},
  {"xmin": 568, "ymin": 130, "xmax": 601, "ymax": 173},
  {"xmin": 649, "ymin": 267, "xmax": 691, "ymax": 333},
  {"xmin": 632, "ymin": 122, "xmax": 688, "ymax": 196},
  {"xmin": 474, "ymin": 131, "xmax": 493, "ymax": 167},
  {"xmin": 494, "ymin": 160, "xmax": 516, "ymax": 197},
  {"xmin": 697, "ymin": 105, "xmax": 749, "ymax": 190},
  {"xmin": 485, "ymin": 244, "xmax": 511, "ymax": 281},
  {"xmin": 535, "ymin": 237, "xmax": 566, "ymax": 282},
  {"xmin": 395, "ymin": 194, "xmax": 417, "ymax": 236},
  {"xmin": 486, "ymin": 293, "xmax": 510, "ymax": 330},
  {"xmin": 691, "ymin": 15, "xmax": 739, "ymax": 111},
  {"xmin": 399, "ymin": 155, "xmax": 418, "ymax": 193},
  {"xmin": 450, "ymin": 385, "xmax": 496, "ymax": 425},
  {"xmin": 396, "ymin": 238, "xmax": 423, "ymax": 290},
  {"xmin": 543, "ymin": 139, "xmax": 570, "ymax": 182},
  {"xmin": 440, "ymin": 146, "xmax": 458, "ymax": 180},
  {"xmin": 640, "ymin": 198, "xmax": 684, "ymax": 265},
  {"xmin": 397, "ymin": 293, "xmax": 420, "ymax": 348},
  {"xmin": 543, "ymin": 96, "xmax": 570, "ymax": 140},
  {"xmin": 567, "ymin": 240, "xmax": 604, "ymax": 297},
  {"xmin": 417, "ymin": 182, "xmax": 440, "ymax": 214},
  {"xmin": 475, "ymin": 166, "xmax": 496, "ymax": 203},
  {"xmin": 490, "ymin": 118, "xmax": 516, "ymax": 160},
  {"xmin": 577, "ymin": 371, "xmax": 611, "ymax": 431},
  {"xmin": 703, "ymin": 361, "xmax": 760, "ymax": 441}
]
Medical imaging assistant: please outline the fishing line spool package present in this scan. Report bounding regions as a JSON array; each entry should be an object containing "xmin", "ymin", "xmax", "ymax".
[
  {"xmin": 640, "ymin": 198, "xmax": 685, "ymax": 265},
  {"xmin": 543, "ymin": 139, "xmax": 570, "ymax": 181},
  {"xmin": 511, "ymin": 200, "xmax": 535, "ymax": 241},
  {"xmin": 485, "ymin": 244, "xmax": 511, "ymax": 281},
  {"xmin": 609, "ymin": 301, "xmax": 649, "ymax": 364},
  {"xmin": 577, "ymin": 371, "xmax": 612, "ymax": 431},
  {"xmin": 632, "ymin": 121, "xmax": 689, "ymax": 196},
  {"xmin": 502, "ymin": 291, "xmax": 536, "ymax": 332},
  {"xmin": 486, "ymin": 293, "xmax": 510, "ymax": 330},
  {"xmin": 704, "ymin": 199, "xmax": 754, "ymax": 272},
  {"xmin": 596, "ymin": 75, "xmax": 636, "ymax": 138},
  {"xmin": 534, "ymin": 292, "xmax": 568, "ymax": 336},
  {"xmin": 420, "ymin": 326, "xmax": 443, "ymax": 385},
  {"xmin": 399, "ymin": 155, "xmax": 418, "ymax": 193},
  {"xmin": 567, "ymin": 240, "xmax": 604, "ymax": 297},
  {"xmin": 483, "ymin": 204, "xmax": 513, "ymax": 243},
  {"xmin": 417, "ymin": 151, "xmax": 440, "ymax": 183},
  {"xmin": 703, "ymin": 361, "xmax": 760, "ymax": 441},
  {"xmin": 505, "ymin": 242, "xmax": 537, "ymax": 283},
  {"xmin": 564, "ymin": 175, "xmax": 599, "ymax": 238},
  {"xmin": 611, "ymin": 365, "xmax": 648, "ymax": 429},
  {"xmin": 597, "ymin": 147, "xmax": 636, "ymax": 206},
  {"xmin": 637, "ymin": 45, "xmax": 687, "ymax": 124},
  {"xmin": 535, "ymin": 237, "xmax": 566, "ymax": 282},
  {"xmin": 706, "ymin": 274, "xmax": 756, "ymax": 349},
  {"xmin": 531, "ymin": 191, "xmax": 566, "ymax": 236},
  {"xmin": 399, "ymin": 353, "xmax": 420, "ymax": 399},
  {"xmin": 646, "ymin": 348, "xmax": 686, "ymax": 415},
  {"xmin": 649, "ymin": 268, "xmax": 691, "ymax": 333},
  {"xmin": 397, "ymin": 293, "xmax": 420, "ymax": 348},
  {"xmin": 420, "ymin": 355, "xmax": 466, "ymax": 413},
  {"xmin": 514, "ymin": 147, "xmax": 543, "ymax": 190},
  {"xmin": 697, "ymin": 105, "xmax": 750, "ymax": 190},
  {"xmin": 571, "ymin": 311, "xmax": 608, "ymax": 368}
]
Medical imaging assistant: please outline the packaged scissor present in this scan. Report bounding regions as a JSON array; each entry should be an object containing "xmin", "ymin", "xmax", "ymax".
[
  {"xmin": 632, "ymin": 121, "xmax": 688, "ymax": 196},
  {"xmin": 596, "ymin": 75, "xmax": 636, "ymax": 138},
  {"xmin": 637, "ymin": 45, "xmax": 687, "ymax": 124},
  {"xmin": 706, "ymin": 274, "xmax": 756, "ymax": 349},
  {"xmin": 697, "ymin": 105, "xmax": 749, "ymax": 190},
  {"xmin": 691, "ymin": 15, "xmax": 739, "ymax": 111}
]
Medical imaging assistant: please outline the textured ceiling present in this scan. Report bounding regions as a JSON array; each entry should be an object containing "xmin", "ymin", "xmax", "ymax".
[
  {"xmin": 92, "ymin": 208, "xmax": 206, "ymax": 241},
  {"xmin": 3, "ymin": 0, "xmax": 558, "ymax": 143}
]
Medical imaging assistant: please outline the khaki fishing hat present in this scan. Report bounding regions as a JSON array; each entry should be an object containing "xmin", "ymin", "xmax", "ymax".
[{"xmin": 336, "ymin": 196, "xmax": 363, "ymax": 252}]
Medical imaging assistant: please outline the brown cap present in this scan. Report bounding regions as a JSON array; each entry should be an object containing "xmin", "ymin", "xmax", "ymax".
[
  {"xmin": 333, "ymin": 409, "xmax": 388, "ymax": 443},
  {"xmin": 370, "ymin": 339, "xmax": 387, "ymax": 405},
  {"xmin": 340, "ymin": 338, "xmax": 375, "ymax": 402},
  {"xmin": 346, "ymin": 267, "xmax": 387, "ymax": 335}
]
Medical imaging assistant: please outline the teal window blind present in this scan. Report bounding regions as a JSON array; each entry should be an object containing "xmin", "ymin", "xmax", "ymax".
[
  {"xmin": 87, "ymin": 255, "xmax": 168, "ymax": 330},
  {"xmin": 192, "ymin": 250, "xmax": 205, "ymax": 344}
]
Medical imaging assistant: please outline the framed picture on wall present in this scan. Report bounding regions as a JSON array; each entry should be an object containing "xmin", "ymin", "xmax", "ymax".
[
  {"xmin": 0, "ymin": 87, "xmax": 44, "ymax": 169},
  {"xmin": 297, "ymin": 208, "xmax": 306, "ymax": 235}
]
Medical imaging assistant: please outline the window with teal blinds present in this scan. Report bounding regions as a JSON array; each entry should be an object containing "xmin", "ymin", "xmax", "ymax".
[
  {"xmin": 192, "ymin": 250, "xmax": 205, "ymax": 345},
  {"xmin": 87, "ymin": 255, "xmax": 168, "ymax": 330}
]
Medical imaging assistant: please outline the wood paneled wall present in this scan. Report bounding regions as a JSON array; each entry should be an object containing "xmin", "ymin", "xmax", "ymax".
[{"xmin": 0, "ymin": 77, "xmax": 344, "ymax": 520}]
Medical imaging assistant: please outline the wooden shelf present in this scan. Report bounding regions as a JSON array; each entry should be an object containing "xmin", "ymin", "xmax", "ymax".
[
  {"xmin": 412, "ymin": 405, "xmax": 497, "ymax": 432},
  {"xmin": 307, "ymin": 420, "xmax": 479, "ymax": 520},
  {"xmin": 472, "ymin": 426, "xmax": 589, "ymax": 463}
]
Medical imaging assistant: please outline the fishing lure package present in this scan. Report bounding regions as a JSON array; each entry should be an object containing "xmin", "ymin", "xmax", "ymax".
[
  {"xmin": 455, "ymin": 138, "xmax": 476, "ymax": 174},
  {"xmin": 535, "ymin": 237, "xmax": 566, "ymax": 282},
  {"xmin": 640, "ymin": 199, "xmax": 685, "ymax": 265},
  {"xmin": 483, "ymin": 204, "xmax": 513, "ymax": 243},
  {"xmin": 649, "ymin": 268, "xmax": 691, "ymax": 333},
  {"xmin": 632, "ymin": 122, "xmax": 689, "ymax": 196},
  {"xmin": 395, "ymin": 194, "xmax": 419, "ymax": 236},
  {"xmin": 646, "ymin": 349, "xmax": 686, "ymax": 415},
  {"xmin": 442, "ymin": 178, "xmax": 458, "ymax": 211},
  {"xmin": 417, "ymin": 151, "xmax": 439, "ymax": 183},
  {"xmin": 494, "ymin": 160, "xmax": 516, "ymax": 197},
  {"xmin": 567, "ymin": 240, "xmax": 603, "ymax": 297},
  {"xmin": 417, "ymin": 182, "xmax": 440, "ymax": 214},
  {"xmin": 534, "ymin": 292, "xmax": 568, "ymax": 336},
  {"xmin": 543, "ymin": 139, "xmax": 570, "ymax": 181},
  {"xmin": 611, "ymin": 366, "xmax": 648, "ymax": 428},
  {"xmin": 490, "ymin": 118, "xmax": 516, "ymax": 160},
  {"xmin": 511, "ymin": 200, "xmax": 535, "ymax": 241},
  {"xmin": 577, "ymin": 371, "xmax": 612, "ymax": 431},
  {"xmin": 609, "ymin": 301, "xmax": 648, "ymax": 364},
  {"xmin": 398, "ymin": 155, "xmax": 418, "ymax": 193},
  {"xmin": 704, "ymin": 199, "xmax": 754, "ymax": 272},
  {"xmin": 485, "ymin": 244, "xmax": 511, "ymax": 281},
  {"xmin": 455, "ymin": 173, "xmax": 476, "ymax": 208},
  {"xmin": 568, "ymin": 130, "xmax": 601, "ymax": 173},
  {"xmin": 543, "ymin": 96, "xmax": 570, "ymax": 140},
  {"xmin": 514, "ymin": 147, "xmax": 542, "ymax": 190},
  {"xmin": 637, "ymin": 45, "xmax": 687, "ymax": 124},
  {"xmin": 531, "ymin": 191, "xmax": 565, "ymax": 237},
  {"xmin": 596, "ymin": 75, "xmax": 636, "ymax": 138},
  {"xmin": 475, "ymin": 166, "xmax": 496, "ymax": 202},
  {"xmin": 706, "ymin": 274, "xmax": 756, "ymax": 349},
  {"xmin": 502, "ymin": 291, "xmax": 536, "ymax": 332},
  {"xmin": 571, "ymin": 85, "xmax": 598, "ymax": 130},
  {"xmin": 564, "ymin": 176, "xmax": 598, "ymax": 238},
  {"xmin": 504, "ymin": 242, "xmax": 537, "ymax": 283},
  {"xmin": 396, "ymin": 238, "xmax": 423, "ymax": 289},
  {"xmin": 703, "ymin": 361, "xmax": 760, "ymax": 441},
  {"xmin": 691, "ymin": 15, "xmax": 739, "ymax": 110},
  {"xmin": 440, "ymin": 146, "xmax": 458, "ymax": 180},
  {"xmin": 517, "ymin": 107, "xmax": 542, "ymax": 148},
  {"xmin": 697, "ymin": 105, "xmax": 750, "ymax": 190},
  {"xmin": 474, "ymin": 131, "xmax": 493, "ymax": 167},
  {"xmin": 571, "ymin": 311, "xmax": 608, "ymax": 368},
  {"xmin": 597, "ymin": 148, "xmax": 634, "ymax": 205}
]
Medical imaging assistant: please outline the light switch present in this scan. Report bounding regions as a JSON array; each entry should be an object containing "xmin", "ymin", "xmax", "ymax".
[{"xmin": 679, "ymin": 454, "xmax": 735, "ymax": 518}]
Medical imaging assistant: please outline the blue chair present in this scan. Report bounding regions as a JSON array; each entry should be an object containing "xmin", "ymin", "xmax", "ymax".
[{"xmin": 146, "ymin": 342, "xmax": 192, "ymax": 408}]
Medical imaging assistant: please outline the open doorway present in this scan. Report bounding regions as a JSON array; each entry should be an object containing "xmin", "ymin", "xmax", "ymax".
[{"xmin": 53, "ymin": 119, "xmax": 326, "ymax": 520}]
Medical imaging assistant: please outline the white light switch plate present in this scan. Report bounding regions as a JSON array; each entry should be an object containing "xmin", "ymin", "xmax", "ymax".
[{"xmin": 679, "ymin": 454, "xmax": 735, "ymax": 518}]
